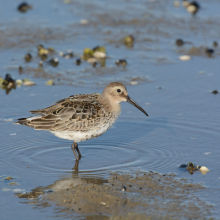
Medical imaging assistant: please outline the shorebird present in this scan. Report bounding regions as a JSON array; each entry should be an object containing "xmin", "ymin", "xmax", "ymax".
[{"xmin": 15, "ymin": 82, "xmax": 148, "ymax": 160}]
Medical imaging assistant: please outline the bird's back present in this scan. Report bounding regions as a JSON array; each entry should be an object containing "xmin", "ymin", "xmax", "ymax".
[{"xmin": 15, "ymin": 93, "xmax": 119, "ymax": 135}]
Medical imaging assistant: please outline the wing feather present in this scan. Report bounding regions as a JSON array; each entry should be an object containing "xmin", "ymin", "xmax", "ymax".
[{"xmin": 16, "ymin": 93, "xmax": 107, "ymax": 132}]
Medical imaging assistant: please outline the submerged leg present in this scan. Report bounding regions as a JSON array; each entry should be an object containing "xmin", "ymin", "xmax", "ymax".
[{"xmin": 71, "ymin": 142, "xmax": 81, "ymax": 161}]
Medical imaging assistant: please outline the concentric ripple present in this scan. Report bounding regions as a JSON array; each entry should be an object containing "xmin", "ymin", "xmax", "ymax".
[{"xmin": 2, "ymin": 113, "xmax": 219, "ymax": 177}]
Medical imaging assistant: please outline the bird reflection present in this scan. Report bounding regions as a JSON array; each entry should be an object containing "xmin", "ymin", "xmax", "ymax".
[{"xmin": 16, "ymin": 160, "xmax": 107, "ymax": 199}]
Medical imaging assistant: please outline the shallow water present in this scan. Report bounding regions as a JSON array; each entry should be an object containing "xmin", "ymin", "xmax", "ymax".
[{"xmin": 1, "ymin": 0, "xmax": 220, "ymax": 219}]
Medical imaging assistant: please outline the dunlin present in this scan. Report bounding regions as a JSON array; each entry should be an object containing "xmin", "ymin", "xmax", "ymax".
[{"xmin": 15, "ymin": 82, "xmax": 148, "ymax": 160}]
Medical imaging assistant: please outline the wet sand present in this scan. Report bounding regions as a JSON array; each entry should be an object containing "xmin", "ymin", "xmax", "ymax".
[{"xmin": 17, "ymin": 171, "xmax": 213, "ymax": 219}]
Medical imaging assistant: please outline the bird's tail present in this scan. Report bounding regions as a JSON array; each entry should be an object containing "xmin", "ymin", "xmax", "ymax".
[{"xmin": 14, "ymin": 118, "xmax": 29, "ymax": 126}]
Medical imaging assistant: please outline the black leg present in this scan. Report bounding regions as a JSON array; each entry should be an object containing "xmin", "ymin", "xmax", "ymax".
[
  {"xmin": 71, "ymin": 142, "xmax": 81, "ymax": 161},
  {"xmin": 73, "ymin": 160, "xmax": 79, "ymax": 172},
  {"xmin": 75, "ymin": 144, "xmax": 82, "ymax": 157}
]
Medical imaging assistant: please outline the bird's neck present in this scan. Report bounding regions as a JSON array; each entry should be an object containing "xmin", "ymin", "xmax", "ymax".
[{"xmin": 99, "ymin": 95, "xmax": 121, "ymax": 114}]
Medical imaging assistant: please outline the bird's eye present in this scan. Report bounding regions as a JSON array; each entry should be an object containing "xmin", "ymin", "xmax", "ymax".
[{"xmin": 117, "ymin": 89, "xmax": 121, "ymax": 93}]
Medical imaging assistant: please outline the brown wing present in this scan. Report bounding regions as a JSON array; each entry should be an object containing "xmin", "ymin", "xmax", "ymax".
[
  {"xmin": 17, "ymin": 94, "xmax": 106, "ymax": 132},
  {"xmin": 29, "ymin": 93, "xmax": 100, "ymax": 115}
]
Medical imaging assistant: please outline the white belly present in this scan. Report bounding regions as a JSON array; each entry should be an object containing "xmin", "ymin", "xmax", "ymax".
[{"xmin": 51, "ymin": 122, "xmax": 112, "ymax": 143}]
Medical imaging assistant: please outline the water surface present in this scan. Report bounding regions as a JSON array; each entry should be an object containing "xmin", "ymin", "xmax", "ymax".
[{"xmin": 0, "ymin": 0, "xmax": 220, "ymax": 219}]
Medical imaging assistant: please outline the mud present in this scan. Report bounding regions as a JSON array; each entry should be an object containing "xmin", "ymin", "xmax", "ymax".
[
  {"xmin": 0, "ymin": 27, "xmax": 68, "ymax": 49},
  {"xmin": 17, "ymin": 171, "xmax": 213, "ymax": 219}
]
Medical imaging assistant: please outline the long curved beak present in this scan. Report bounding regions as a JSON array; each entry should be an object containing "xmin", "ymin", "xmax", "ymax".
[{"xmin": 126, "ymin": 96, "xmax": 148, "ymax": 116}]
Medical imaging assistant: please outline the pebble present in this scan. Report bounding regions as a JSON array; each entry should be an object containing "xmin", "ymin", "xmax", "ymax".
[
  {"xmin": 17, "ymin": 2, "xmax": 32, "ymax": 13},
  {"xmin": 49, "ymin": 58, "xmax": 59, "ymax": 67},
  {"xmin": 115, "ymin": 59, "xmax": 127, "ymax": 67},
  {"xmin": 176, "ymin": 39, "xmax": 184, "ymax": 46},
  {"xmin": 199, "ymin": 166, "xmax": 209, "ymax": 172},
  {"xmin": 80, "ymin": 19, "xmax": 89, "ymax": 25},
  {"xmin": 4, "ymin": 176, "xmax": 13, "ymax": 180},
  {"xmin": 121, "ymin": 186, "xmax": 126, "ymax": 191},
  {"xmin": 87, "ymin": 58, "xmax": 97, "ymax": 64},
  {"xmin": 23, "ymin": 81, "xmax": 36, "ymax": 86},
  {"xmin": 46, "ymin": 80, "xmax": 55, "ymax": 86},
  {"xmin": 212, "ymin": 90, "xmax": 218, "ymax": 95},
  {"xmin": 76, "ymin": 59, "xmax": 81, "ymax": 66},
  {"xmin": 179, "ymin": 55, "xmax": 191, "ymax": 61},
  {"xmin": 16, "ymin": 79, "xmax": 23, "ymax": 86},
  {"xmin": 8, "ymin": 182, "xmax": 19, "ymax": 185},
  {"xmin": 93, "ymin": 51, "xmax": 106, "ymax": 59},
  {"xmin": 39, "ymin": 61, "xmax": 43, "ymax": 67},
  {"xmin": 130, "ymin": 81, "xmax": 138, "ymax": 85},
  {"xmin": 213, "ymin": 41, "xmax": 218, "ymax": 48}
]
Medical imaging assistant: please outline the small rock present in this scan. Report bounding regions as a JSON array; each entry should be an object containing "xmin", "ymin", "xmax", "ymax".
[
  {"xmin": 93, "ymin": 46, "xmax": 106, "ymax": 53},
  {"xmin": 179, "ymin": 55, "xmax": 191, "ymax": 61},
  {"xmin": 200, "ymin": 166, "xmax": 210, "ymax": 175},
  {"xmin": 4, "ymin": 176, "xmax": 13, "ymax": 180},
  {"xmin": 121, "ymin": 186, "xmax": 126, "ymax": 191},
  {"xmin": 18, "ymin": 66, "xmax": 23, "ymax": 74},
  {"xmin": 213, "ymin": 41, "xmax": 218, "ymax": 48},
  {"xmin": 17, "ymin": 2, "xmax": 32, "ymax": 13},
  {"xmin": 186, "ymin": 1, "xmax": 200, "ymax": 16},
  {"xmin": 205, "ymin": 48, "xmax": 214, "ymax": 57},
  {"xmin": 115, "ymin": 59, "xmax": 127, "ymax": 67},
  {"xmin": 176, "ymin": 39, "xmax": 184, "ymax": 46},
  {"xmin": 46, "ymin": 80, "xmax": 55, "ymax": 86},
  {"xmin": 39, "ymin": 61, "xmax": 43, "ymax": 67},
  {"xmin": 75, "ymin": 59, "xmax": 81, "ymax": 66},
  {"xmin": 179, "ymin": 164, "xmax": 187, "ymax": 168},
  {"xmin": 87, "ymin": 58, "xmax": 97, "ymax": 64},
  {"xmin": 80, "ymin": 19, "xmax": 89, "ymax": 25},
  {"xmin": 49, "ymin": 58, "xmax": 59, "ymax": 67},
  {"xmin": 23, "ymin": 79, "xmax": 35, "ymax": 86},
  {"xmin": 16, "ymin": 79, "xmax": 23, "ymax": 86},
  {"xmin": 24, "ymin": 53, "xmax": 32, "ymax": 62},
  {"xmin": 93, "ymin": 51, "xmax": 106, "ymax": 59},
  {"xmin": 41, "ymin": 54, "xmax": 48, "ymax": 61},
  {"xmin": 48, "ymin": 47, "xmax": 55, "ymax": 53},
  {"xmin": 60, "ymin": 50, "xmax": 74, "ymax": 59},
  {"xmin": 130, "ymin": 81, "xmax": 138, "ymax": 85},
  {"xmin": 37, "ymin": 45, "xmax": 49, "ymax": 56},
  {"xmin": 212, "ymin": 90, "xmax": 218, "ymax": 95},
  {"xmin": 124, "ymin": 35, "xmax": 134, "ymax": 47},
  {"xmin": 83, "ymin": 48, "xmax": 93, "ymax": 59},
  {"xmin": 8, "ymin": 182, "xmax": 19, "ymax": 185},
  {"xmin": 5, "ymin": 73, "xmax": 15, "ymax": 83}
]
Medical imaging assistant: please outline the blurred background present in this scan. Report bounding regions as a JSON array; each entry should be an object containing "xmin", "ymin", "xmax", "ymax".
[{"xmin": 0, "ymin": 0, "xmax": 220, "ymax": 219}]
